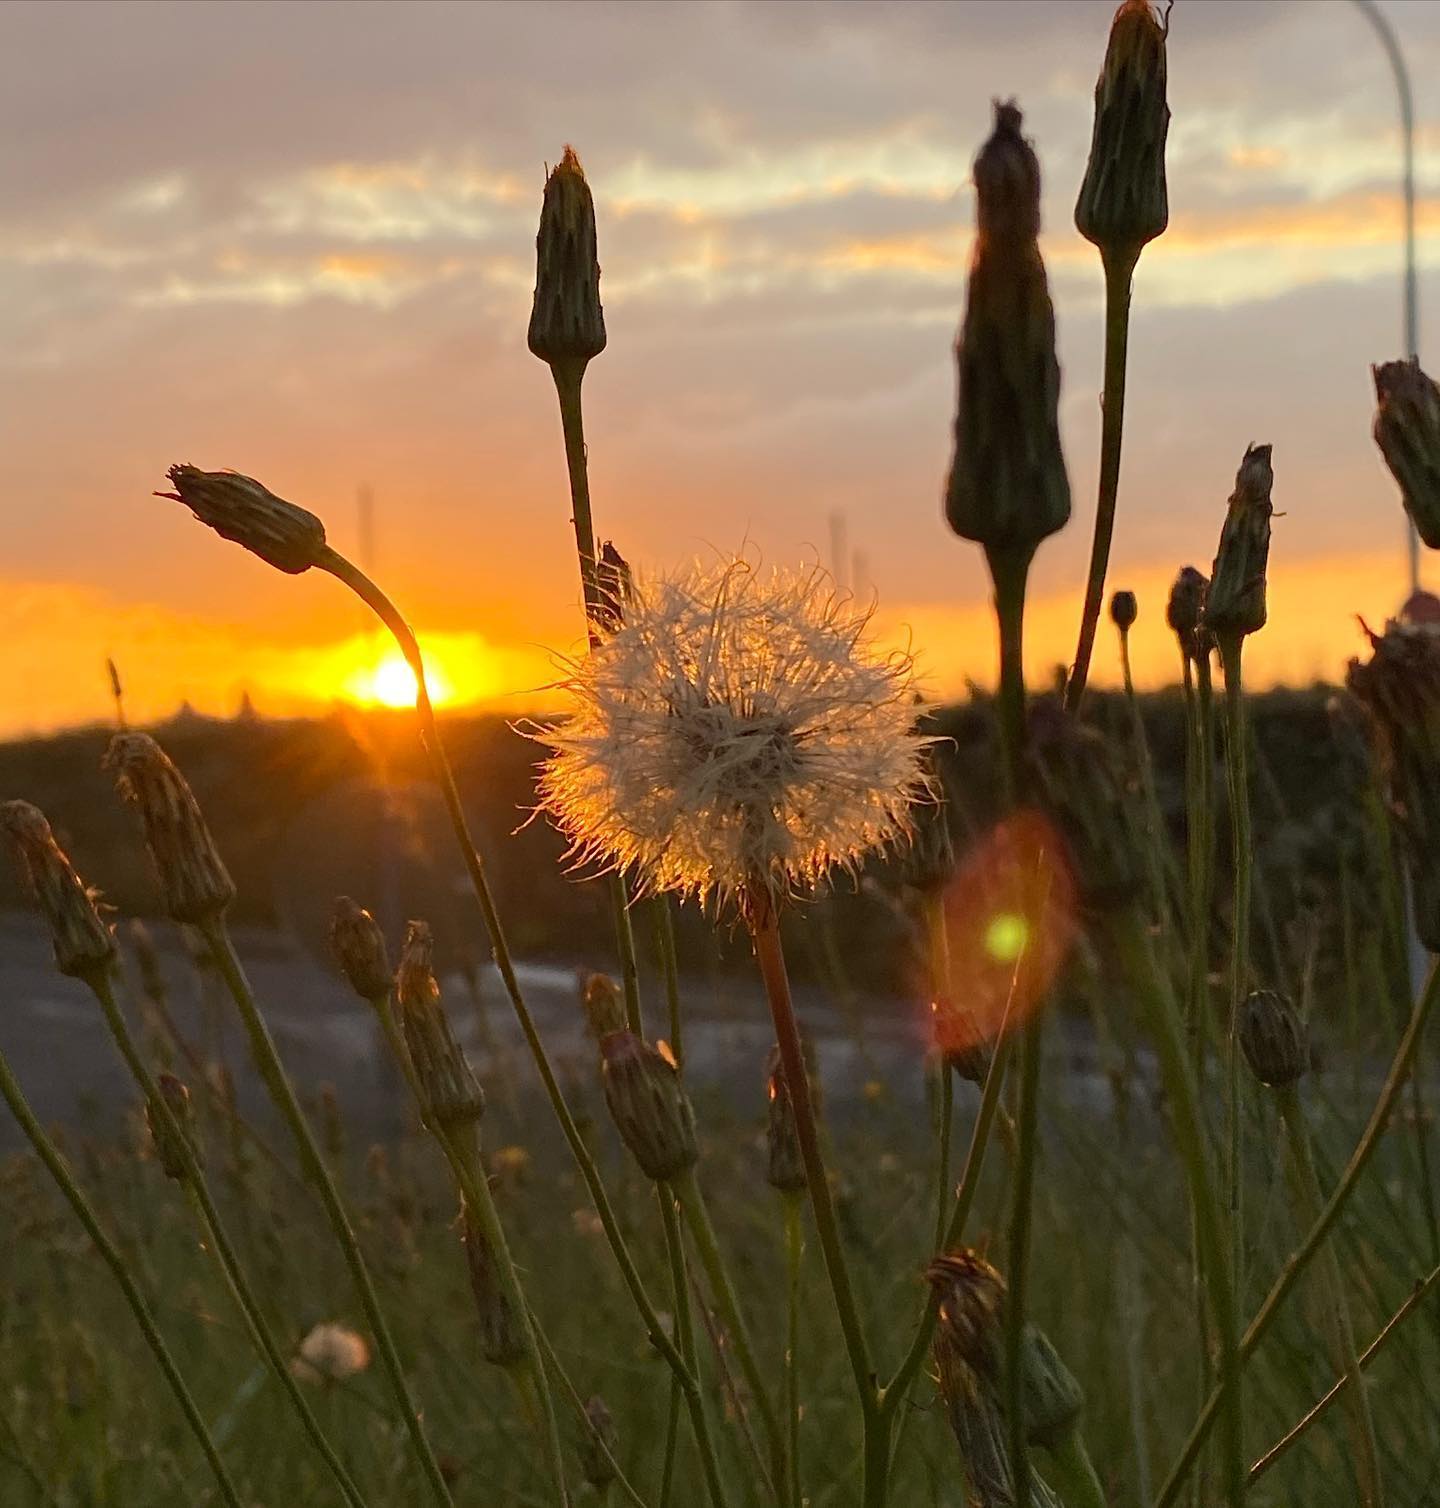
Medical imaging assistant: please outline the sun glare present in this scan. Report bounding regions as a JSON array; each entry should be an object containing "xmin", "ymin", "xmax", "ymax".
[{"xmin": 343, "ymin": 647, "xmax": 453, "ymax": 708}]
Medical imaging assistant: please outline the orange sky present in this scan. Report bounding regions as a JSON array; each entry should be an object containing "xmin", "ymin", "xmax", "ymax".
[{"xmin": 2, "ymin": 0, "xmax": 1439, "ymax": 735}]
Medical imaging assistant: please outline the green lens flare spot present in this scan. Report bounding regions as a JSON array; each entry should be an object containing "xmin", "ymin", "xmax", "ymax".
[{"xmin": 984, "ymin": 912, "xmax": 1029, "ymax": 963}]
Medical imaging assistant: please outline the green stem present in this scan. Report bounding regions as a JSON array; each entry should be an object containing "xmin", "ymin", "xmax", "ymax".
[
  {"xmin": 783, "ymin": 1192, "xmax": 803, "ymax": 1508},
  {"xmin": 1121, "ymin": 625, "xmax": 1172, "ymax": 929},
  {"xmin": 1046, "ymin": 1430, "xmax": 1108, "ymax": 1508},
  {"xmin": 200, "ymin": 921, "xmax": 453, "ymax": 1507},
  {"xmin": 89, "ymin": 971, "xmax": 368, "ymax": 1508},
  {"xmin": 0, "ymin": 1045, "xmax": 243, "ymax": 1508},
  {"xmin": 1156, "ymin": 957, "xmax": 1440, "ymax": 1506},
  {"xmin": 651, "ymin": 901, "xmax": 684, "ymax": 1069},
  {"xmin": 924, "ymin": 893, "xmax": 956, "ymax": 1251},
  {"xmin": 1065, "ymin": 245, "xmax": 1138, "ymax": 712}
]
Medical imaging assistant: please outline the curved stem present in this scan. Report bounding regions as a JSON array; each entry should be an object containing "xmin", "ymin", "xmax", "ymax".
[
  {"xmin": 783, "ymin": 1192, "xmax": 803, "ymax": 1508},
  {"xmin": 199, "ymin": 920, "xmax": 454, "ymax": 1507},
  {"xmin": 0, "ymin": 1045, "xmax": 243, "ymax": 1508},
  {"xmin": 1066, "ymin": 245, "xmax": 1138, "ymax": 712}
]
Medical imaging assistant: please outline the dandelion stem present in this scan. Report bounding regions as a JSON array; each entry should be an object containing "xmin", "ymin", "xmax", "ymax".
[
  {"xmin": 1066, "ymin": 246, "xmax": 1137, "ymax": 712},
  {"xmin": 783, "ymin": 1191, "xmax": 804, "ymax": 1508},
  {"xmin": 198, "ymin": 920, "xmax": 454, "ymax": 1508},
  {"xmin": 0, "ymin": 1044, "xmax": 243, "ymax": 1508}
]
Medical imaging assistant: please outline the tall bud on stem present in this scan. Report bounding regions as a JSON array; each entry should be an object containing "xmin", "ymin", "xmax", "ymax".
[
  {"xmin": 527, "ymin": 145, "xmax": 607, "ymax": 370},
  {"xmin": 1, "ymin": 801, "xmax": 115, "ymax": 981},
  {"xmin": 159, "ymin": 465, "xmax": 327, "ymax": 575},
  {"xmin": 1373, "ymin": 357, "xmax": 1440, "ymax": 549}
]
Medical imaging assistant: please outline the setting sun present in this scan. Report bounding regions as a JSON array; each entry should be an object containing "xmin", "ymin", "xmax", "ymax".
[{"xmin": 342, "ymin": 648, "xmax": 452, "ymax": 708}]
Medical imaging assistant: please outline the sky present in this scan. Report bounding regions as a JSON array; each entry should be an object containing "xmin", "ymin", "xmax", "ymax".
[{"xmin": 3, "ymin": 0, "xmax": 1440, "ymax": 734}]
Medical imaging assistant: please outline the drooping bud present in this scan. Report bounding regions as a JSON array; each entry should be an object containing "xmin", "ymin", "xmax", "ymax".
[
  {"xmin": 579, "ymin": 1395, "xmax": 619, "ymax": 1489},
  {"xmin": 1239, "ymin": 989, "xmax": 1307, "ymax": 1089},
  {"xmin": 926, "ymin": 1248, "xmax": 1007, "ymax": 1382},
  {"xmin": 396, "ymin": 922, "xmax": 485, "ymax": 1134},
  {"xmin": 1347, "ymin": 619, "xmax": 1440, "ymax": 950},
  {"xmin": 581, "ymin": 973, "xmax": 627, "ymax": 1040},
  {"xmin": 1, "ymin": 801, "xmax": 115, "ymax": 980},
  {"xmin": 1074, "ymin": 0, "xmax": 1170, "ymax": 266},
  {"xmin": 1165, "ymin": 566, "xmax": 1209, "ymax": 661},
  {"xmin": 599, "ymin": 1030, "xmax": 697, "ymax": 1182},
  {"xmin": 1020, "ymin": 1324, "xmax": 1085, "ymax": 1452},
  {"xmin": 158, "ymin": 464, "xmax": 327, "ymax": 575},
  {"xmin": 527, "ymin": 146, "xmax": 607, "ymax": 368},
  {"xmin": 932, "ymin": 999, "xmax": 994, "ymax": 1086},
  {"xmin": 1373, "ymin": 358, "xmax": 1440, "ymax": 549},
  {"xmin": 105, "ymin": 734, "xmax": 235, "ymax": 923},
  {"xmin": 1109, "ymin": 589, "xmax": 1137, "ymax": 632},
  {"xmin": 1027, "ymin": 702, "xmax": 1141, "ymax": 913},
  {"xmin": 594, "ymin": 542, "xmax": 632, "ymax": 634},
  {"xmin": 764, "ymin": 1043, "xmax": 808, "ymax": 1193},
  {"xmin": 944, "ymin": 101, "xmax": 1071, "ymax": 566},
  {"xmin": 146, "ymin": 1073, "xmax": 198, "ymax": 1182},
  {"xmin": 462, "ymin": 1205, "xmax": 526, "ymax": 1368},
  {"xmin": 330, "ymin": 897, "xmax": 392, "ymax": 1002},
  {"xmin": 1203, "ymin": 444, "xmax": 1274, "ymax": 643}
]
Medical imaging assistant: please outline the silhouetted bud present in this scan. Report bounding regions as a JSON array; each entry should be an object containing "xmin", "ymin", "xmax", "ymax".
[
  {"xmin": 927, "ymin": 1248, "xmax": 1007, "ymax": 1382},
  {"xmin": 1020, "ymin": 1325, "xmax": 1085, "ymax": 1452},
  {"xmin": 1239, "ymin": 989, "xmax": 1307, "ymax": 1089},
  {"xmin": 595, "ymin": 542, "xmax": 632, "ymax": 634},
  {"xmin": 1075, "ymin": 0, "xmax": 1170, "ymax": 264},
  {"xmin": 1028, "ymin": 703, "xmax": 1140, "ymax": 912},
  {"xmin": 462, "ymin": 1206, "xmax": 526, "ymax": 1367},
  {"xmin": 599, "ymin": 1030, "xmax": 697, "ymax": 1181},
  {"xmin": 1166, "ymin": 566, "xmax": 1209, "ymax": 660},
  {"xmin": 1347, "ymin": 620, "xmax": 1440, "ymax": 950},
  {"xmin": 1373, "ymin": 359, "xmax": 1440, "ymax": 548},
  {"xmin": 932, "ymin": 999, "xmax": 993, "ymax": 1086},
  {"xmin": 1203, "ymin": 445, "xmax": 1274, "ymax": 643},
  {"xmin": 579, "ymin": 1396, "xmax": 619, "ymax": 1489},
  {"xmin": 528, "ymin": 146, "xmax": 606, "ymax": 367},
  {"xmin": 944, "ymin": 101, "xmax": 1071, "ymax": 565},
  {"xmin": 1, "ymin": 802, "xmax": 115, "ymax": 980},
  {"xmin": 159, "ymin": 464, "xmax": 326, "ymax": 575},
  {"xmin": 105, "ymin": 735, "xmax": 236, "ymax": 923},
  {"xmin": 1109, "ymin": 589, "xmax": 1137, "ymax": 632},
  {"xmin": 898, "ymin": 746, "xmax": 955, "ymax": 894},
  {"xmin": 396, "ymin": 922, "xmax": 485, "ymax": 1133},
  {"xmin": 146, "ymin": 1073, "xmax": 197, "ymax": 1182},
  {"xmin": 581, "ymin": 973, "xmax": 627, "ymax": 1040},
  {"xmin": 331, "ymin": 897, "xmax": 392, "ymax": 1002},
  {"xmin": 764, "ymin": 1042, "xmax": 810, "ymax": 1193}
]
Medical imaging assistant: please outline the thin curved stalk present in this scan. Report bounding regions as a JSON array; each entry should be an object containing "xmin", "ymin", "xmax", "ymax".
[
  {"xmin": 199, "ymin": 921, "xmax": 453, "ymax": 1507},
  {"xmin": 0, "ymin": 1045, "xmax": 243, "ymax": 1508},
  {"xmin": 783, "ymin": 1192, "xmax": 803, "ymax": 1508}
]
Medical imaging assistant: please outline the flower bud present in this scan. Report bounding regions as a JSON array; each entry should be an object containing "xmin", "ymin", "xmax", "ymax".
[
  {"xmin": 944, "ymin": 101, "xmax": 1071, "ymax": 565},
  {"xmin": 159, "ymin": 464, "xmax": 326, "ymax": 575},
  {"xmin": 897, "ymin": 747, "xmax": 955, "ymax": 894},
  {"xmin": 1165, "ymin": 566, "xmax": 1209, "ymax": 660},
  {"xmin": 579, "ymin": 1395, "xmax": 619, "ymax": 1489},
  {"xmin": 932, "ymin": 999, "xmax": 993, "ymax": 1086},
  {"xmin": 1373, "ymin": 359, "xmax": 1440, "ymax": 549},
  {"xmin": 1203, "ymin": 444, "xmax": 1274, "ymax": 643},
  {"xmin": 1074, "ymin": 0, "xmax": 1170, "ymax": 265},
  {"xmin": 595, "ymin": 541, "xmax": 632, "ymax": 634},
  {"xmin": 1239, "ymin": 989, "xmax": 1307, "ymax": 1089},
  {"xmin": 1109, "ymin": 589, "xmax": 1138, "ymax": 632},
  {"xmin": 330, "ymin": 897, "xmax": 392, "ymax": 1002},
  {"xmin": 1020, "ymin": 1324, "xmax": 1085, "ymax": 1452},
  {"xmin": 396, "ymin": 922, "xmax": 485, "ymax": 1134},
  {"xmin": 146, "ymin": 1073, "xmax": 198, "ymax": 1182},
  {"xmin": 462, "ymin": 1205, "xmax": 526, "ymax": 1367},
  {"xmin": 1, "ymin": 801, "xmax": 115, "ymax": 980},
  {"xmin": 926, "ymin": 1248, "xmax": 1007, "ymax": 1382},
  {"xmin": 599, "ymin": 1030, "xmax": 697, "ymax": 1181},
  {"xmin": 764, "ymin": 1043, "xmax": 809, "ymax": 1193},
  {"xmin": 527, "ymin": 146, "xmax": 606, "ymax": 368},
  {"xmin": 581, "ymin": 972, "xmax": 627, "ymax": 1041},
  {"xmin": 105, "ymin": 734, "xmax": 235, "ymax": 923}
]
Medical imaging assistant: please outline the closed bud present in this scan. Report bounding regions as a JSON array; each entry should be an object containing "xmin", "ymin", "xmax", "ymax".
[
  {"xmin": 159, "ymin": 464, "xmax": 326, "ymax": 575},
  {"xmin": 1203, "ymin": 444, "xmax": 1274, "ymax": 643},
  {"xmin": 595, "ymin": 542, "xmax": 632, "ymax": 634},
  {"xmin": 899, "ymin": 746, "xmax": 955, "ymax": 894},
  {"xmin": 1109, "ymin": 589, "xmax": 1138, "ymax": 632},
  {"xmin": 1074, "ymin": 0, "xmax": 1170, "ymax": 265},
  {"xmin": 1020, "ymin": 1324, "xmax": 1085, "ymax": 1452},
  {"xmin": 926, "ymin": 1248, "xmax": 1007, "ymax": 1382},
  {"xmin": 581, "ymin": 973, "xmax": 627, "ymax": 1040},
  {"xmin": 944, "ymin": 101, "xmax": 1071, "ymax": 566},
  {"xmin": 932, "ymin": 998, "xmax": 993, "ymax": 1086},
  {"xmin": 105, "ymin": 734, "xmax": 235, "ymax": 923},
  {"xmin": 579, "ymin": 1395, "xmax": 619, "ymax": 1489},
  {"xmin": 146, "ymin": 1073, "xmax": 197, "ymax": 1182},
  {"xmin": 764, "ymin": 1042, "xmax": 811, "ymax": 1193},
  {"xmin": 1166, "ymin": 566, "xmax": 1209, "ymax": 660},
  {"xmin": 1373, "ymin": 359, "xmax": 1440, "ymax": 548},
  {"xmin": 1239, "ymin": 989, "xmax": 1307, "ymax": 1088},
  {"xmin": 1, "ymin": 801, "xmax": 115, "ymax": 980},
  {"xmin": 331, "ymin": 897, "xmax": 392, "ymax": 1002},
  {"xmin": 462, "ymin": 1206, "xmax": 526, "ymax": 1367},
  {"xmin": 599, "ymin": 1030, "xmax": 697, "ymax": 1181},
  {"xmin": 396, "ymin": 922, "xmax": 485, "ymax": 1134},
  {"xmin": 527, "ymin": 146, "xmax": 606, "ymax": 368}
]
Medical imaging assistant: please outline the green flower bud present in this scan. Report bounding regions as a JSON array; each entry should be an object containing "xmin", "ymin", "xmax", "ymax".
[
  {"xmin": 600, "ymin": 1030, "xmax": 697, "ymax": 1182},
  {"xmin": 581, "ymin": 972, "xmax": 627, "ymax": 1041},
  {"xmin": 926, "ymin": 1248, "xmax": 1007, "ymax": 1382},
  {"xmin": 527, "ymin": 146, "xmax": 606, "ymax": 368},
  {"xmin": 1075, "ymin": 0, "xmax": 1170, "ymax": 265},
  {"xmin": 396, "ymin": 922, "xmax": 485, "ymax": 1134},
  {"xmin": 1020, "ymin": 1324, "xmax": 1085, "ymax": 1452},
  {"xmin": 579, "ymin": 1395, "xmax": 619, "ymax": 1489},
  {"xmin": 462, "ymin": 1206, "xmax": 526, "ymax": 1368},
  {"xmin": 944, "ymin": 101, "xmax": 1071, "ymax": 566},
  {"xmin": 1373, "ymin": 358, "xmax": 1440, "ymax": 548},
  {"xmin": 1, "ymin": 801, "xmax": 115, "ymax": 980},
  {"xmin": 330, "ymin": 897, "xmax": 392, "ymax": 1002},
  {"xmin": 1203, "ymin": 444, "xmax": 1274, "ymax": 643},
  {"xmin": 105, "ymin": 734, "xmax": 236, "ymax": 924},
  {"xmin": 146, "ymin": 1073, "xmax": 198, "ymax": 1183},
  {"xmin": 1109, "ymin": 589, "xmax": 1138, "ymax": 632},
  {"xmin": 1165, "ymin": 565, "xmax": 1209, "ymax": 660},
  {"xmin": 159, "ymin": 464, "xmax": 326, "ymax": 575},
  {"xmin": 1239, "ymin": 989, "xmax": 1307, "ymax": 1089}
]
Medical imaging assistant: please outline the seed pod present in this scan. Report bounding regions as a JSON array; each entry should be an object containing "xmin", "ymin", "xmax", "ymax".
[
  {"xmin": 1203, "ymin": 444, "xmax": 1274, "ymax": 643},
  {"xmin": 926, "ymin": 1248, "xmax": 1007, "ymax": 1382},
  {"xmin": 105, "ymin": 735, "xmax": 236, "ymax": 924},
  {"xmin": 146, "ymin": 1073, "xmax": 198, "ymax": 1182},
  {"xmin": 1020, "ymin": 1324, "xmax": 1085, "ymax": 1452},
  {"xmin": 1165, "ymin": 566, "xmax": 1209, "ymax": 660},
  {"xmin": 331, "ymin": 897, "xmax": 392, "ymax": 1002},
  {"xmin": 396, "ymin": 922, "xmax": 485, "ymax": 1134},
  {"xmin": 1239, "ymin": 989, "xmax": 1307, "ymax": 1089},
  {"xmin": 1373, "ymin": 359, "xmax": 1440, "ymax": 549},
  {"xmin": 764, "ymin": 1042, "xmax": 810, "ymax": 1193},
  {"xmin": 1074, "ymin": 0, "xmax": 1170, "ymax": 265},
  {"xmin": 579, "ymin": 1395, "xmax": 619, "ymax": 1489},
  {"xmin": 1, "ymin": 801, "xmax": 115, "ymax": 980},
  {"xmin": 159, "ymin": 464, "xmax": 327, "ymax": 575},
  {"xmin": 944, "ymin": 101, "xmax": 1071, "ymax": 565},
  {"xmin": 581, "ymin": 973, "xmax": 627, "ymax": 1041},
  {"xmin": 527, "ymin": 146, "xmax": 606, "ymax": 368},
  {"xmin": 1110, "ymin": 589, "xmax": 1138, "ymax": 632},
  {"xmin": 599, "ymin": 1030, "xmax": 697, "ymax": 1182},
  {"xmin": 462, "ymin": 1206, "xmax": 526, "ymax": 1367}
]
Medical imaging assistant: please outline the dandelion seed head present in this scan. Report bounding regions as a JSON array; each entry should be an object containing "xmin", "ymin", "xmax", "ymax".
[
  {"xmin": 291, "ymin": 1323, "xmax": 370, "ymax": 1384},
  {"xmin": 534, "ymin": 558, "xmax": 932, "ymax": 913}
]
